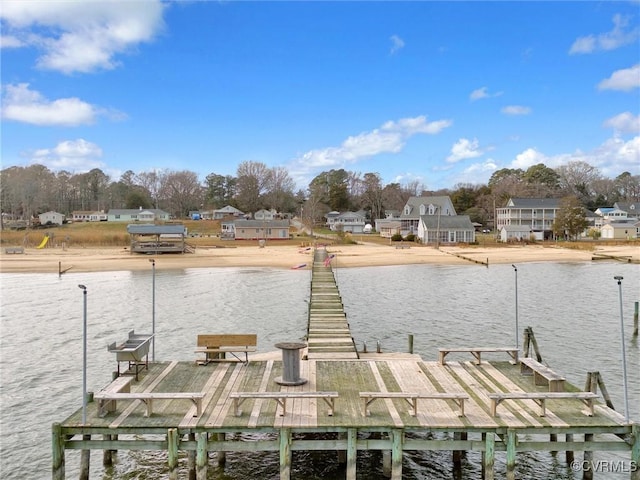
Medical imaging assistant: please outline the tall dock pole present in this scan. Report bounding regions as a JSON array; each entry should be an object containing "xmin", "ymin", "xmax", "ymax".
[{"xmin": 614, "ymin": 276, "xmax": 629, "ymax": 423}]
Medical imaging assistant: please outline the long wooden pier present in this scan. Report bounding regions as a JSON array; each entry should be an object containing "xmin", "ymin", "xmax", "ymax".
[{"xmin": 53, "ymin": 247, "xmax": 639, "ymax": 479}]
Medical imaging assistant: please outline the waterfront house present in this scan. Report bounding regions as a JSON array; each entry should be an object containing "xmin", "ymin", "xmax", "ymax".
[
  {"xmin": 233, "ymin": 219, "xmax": 291, "ymax": 240},
  {"xmin": 38, "ymin": 211, "xmax": 65, "ymax": 225},
  {"xmin": 107, "ymin": 208, "xmax": 170, "ymax": 222},
  {"xmin": 400, "ymin": 196, "xmax": 457, "ymax": 237},
  {"xmin": 325, "ymin": 211, "xmax": 341, "ymax": 230},
  {"xmin": 71, "ymin": 210, "xmax": 107, "ymax": 222},
  {"xmin": 496, "ymin": 198, "xmax": 560, "ymax": 240},
  {"xmin": 418, "ymin": 215, "xmax": 475, "ymax": 244},
  {"xmin": 614, "ymin": 202, "xmax": 640, "ymax": 219},
  {"xmin": 207, "ymin": 205, "xmax": 244, "ymax": 220},
  {"xmin": 331, "ymin": 211, "xmax": 366, "ymax": 233},
  {"xmin": 254, "ymin": 209, "xmax": 276, "ymax": 221}
]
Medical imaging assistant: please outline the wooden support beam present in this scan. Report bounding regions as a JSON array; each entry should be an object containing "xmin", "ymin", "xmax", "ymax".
[
  {"xmin": 52, "ymin": 423, "xmax": 65, "ymax": 480},
  {"xmin": 196, "ymin": 432, "xmax": 208, "ymax": 480},
  {"xmin": 187, "ymin": 432, "xmax": 196, "ymax": 480},
  {"xmin": 280, "ymin": 428, "xmax": 292, "ymax": 480},
  {"xmin": 346, "ymin": 428, "xmax": 357, "ymax": 480},
  {"xmin": 453, "ymin": 432, "xmax": 462, "ymax": 475},
  {"xmin": 484, "ymin": 432, "xmax": 495, "ymax": 480},
  {"xmin": 583, "ymin": 433, "xmax": 594, "ymax": 480},
  {"xmin": 506, "ymin": 430, "xmax": 516, "ymax": 480},
  {"xmin": 215, "ymin": 433, "xmax": 225, "ymax": 467},
  {"xmin": 168, "ymin": 428, "xmax": 179, "ymax": 480},
  {"xmin": 80, "ymin": 434, "xmax": 90, "ymax": 480},
  {"xmin": 632, "ymin": 424, "xmax": 639, "ymax": 480},
  {"xmin": 391, "ymin": 429, "xmax": 403, "ymax": 480},
  {"xmin": 566, "ymin": 433, "xmax": 574, "ymax": 464}
]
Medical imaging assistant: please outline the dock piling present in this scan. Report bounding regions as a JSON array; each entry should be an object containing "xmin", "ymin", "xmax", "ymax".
[
  {"xmin": 506, "ymin": 430, "xmax": 516, "ymax": 480},
  {"xmin": 167, "ymin": 428, "xmax": 178, "ymax": 480},
  {"xmin": 52, "ymin": 423, "xmax": 65, "ymax": 480},
  {"xmin": 346, "ymin": 428, "xmax": 357, "ymax": 480},
  {"xmin": 187, "ymin": 432, "xmax": 195, "ymax": 480},
  {"xmin": 583, "ymin": 433, "xmax": 594, "ymax": 480},
  {"xmin": 279, "ymin": 428, "xmax": 292, "ymax": 480},
  {"xmin": 483, "ymin": 432, "xmax": 495, "ymax": 480},
  {"xmin": 196, "ymin": 432, "xmax": 208, "ymax": 480},
  {"xmin": 80, "ymin": 434, "xmax": 90, "ymax": 480},
  {"xmin": 408, "ymin": 334, "xmax": 414, "ymax": 354},
  {"xmin": 565, "ymin": 433, "xmax": 574, "ymax": 464}
]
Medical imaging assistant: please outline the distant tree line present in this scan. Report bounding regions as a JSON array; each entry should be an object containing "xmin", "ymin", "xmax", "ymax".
[{"xmin": 1, "ymin": 160, "xmax": 638, "ymax": 230}]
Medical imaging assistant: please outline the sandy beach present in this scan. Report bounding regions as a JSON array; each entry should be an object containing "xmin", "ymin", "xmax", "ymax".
[{"xmin": 0, "ymin": 242, "xmax": 638, "ymax": 273}]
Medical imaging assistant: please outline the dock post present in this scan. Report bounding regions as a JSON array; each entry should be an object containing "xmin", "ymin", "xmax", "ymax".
[
  {"xmin": 453, "ymin": 432, "xmax": 462, "ymax": 475},
  {"xmin": 391, "ymin": 428, "xmax": 403, "ymax": 480},
  {"xmin": 346, "ymin": 428, "xmax": 357, "ymax": 480},
  {"xmin": 279, "ymin": 428, "xmax": 292, "ymax": 480},
  {"xmin": 167, "ymin": 428, "xmax": 179, "ymax": 480},
  {"xmin": 382, "ymin": 448, "xmax": 391, "ymax": 478},
  {"xmin": 187, "ymin": 432, "xmax": 195, "ymax": 480},
  {"xmin": 506, "ymin": 430, "xmax": 516, "ymax": 480},
  {"xmin": 583, "ymin": 433, "xmax": 594, "ymax": 480},
  {"xmin": 80, "ymin": 434, "xmax": 90, "ymax": 480},
  {"xmin": 52, "ymin": 422, "xmax": 65, "ymax": 480},
  {"xmin": 103, "ymin": 434, "xmax": 112, "ymax": 467},
  {"xmin": 631, "ymin": 423, "xmax": 639, "ymax": 480},
  {"xmin": 633, "ymin": 301, "xmax": 638, "ymax": 337},
  {"xmin": 408, "ymin": 334, "xmax": 414, "ymax": 354},
  {"xmin": 483, "ymin": 432, "xmax": 495, "ymax": 480},
  {"xmin": 215, "ymin": 433, "xmax": 226, "ymax": 467},
  {"xmin": 337, "ymin": 432, "xmax": 346, "ymax": 464},
  {"xmin": 565, "ymin": 433, "xmax": 574, "ymax": 464},
  {"xmin": 196, "ymin": 432, "xmax": 208, "ymax": 480}
]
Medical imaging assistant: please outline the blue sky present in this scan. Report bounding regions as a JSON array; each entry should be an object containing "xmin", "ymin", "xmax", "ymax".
[{"xmin": 1, "ymin": 1, "xmax": 639, "ymax": 191}]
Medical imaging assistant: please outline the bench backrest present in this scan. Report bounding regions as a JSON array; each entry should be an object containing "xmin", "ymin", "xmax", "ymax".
[{"xmin": 197, "ymin": 334, "xmax": 257, "ymax": 348}]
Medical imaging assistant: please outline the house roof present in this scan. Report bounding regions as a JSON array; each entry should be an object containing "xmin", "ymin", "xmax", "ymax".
[
  {"xmin": 109, "ymin": 208, "xmax": 169, "ymax": 216},
  {"xmin": 234, "ymin": 219, "xmax": 290, "ymax": 228},
  {"xmin": 127, "ymin": 224, "xmax": 186, "ymax": 235},
  {"xmin": 420, "ymin": 215, "xmax": 474, "ymax": 229},
  {"xmin": 402, "ymin": 196, "xmax": 456, "ymax": 217},
  {"xmin": 214, "ymin": 205, "xmax": 244, "ymax": 214},
  {"xmin": 505, "ymin": 198, "xmax": 560, "ymax": 208},
  {"xmin": 614, "ymin": 202, "xmax": 640, "ymax": 213},
  {"xmin": 500, "ymin": 225, "xmax": 532, "ymax": 232}
]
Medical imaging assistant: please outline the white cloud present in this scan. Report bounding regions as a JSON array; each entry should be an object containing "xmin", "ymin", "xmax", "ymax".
[
  {"xmin": 0, "ymin": 35, "xmax": 23, "ymax": 48},
  {"xmin": 470, "ymin": 86, "xmax": 503, "ymax": 101},
  {"xmin": 447, "ymin": 138, "xmax": 483, "ymax": 163},
  {"xmin": 2, "ymin": 83, "xmax": 97, "ymax": 126},
  {"xmin": 30, "ymin": 139, "xmax": 104, "ymax": 171},
  {"xmin": 0, "ymin": 0, "xmax": 165, "ymax": 73},
  {"xmin": 603, "ymin": 112, "xmax": 640, "ymax": 134},
  {"xmin": 569, "ymin": 14, "xmax": 640, "ymax": 54},
  {"xmin": 289, "ymin": 115, "xmax": 452, "ymax": 184},
  {"xmin": 597, "ymin": 64, "xmax": 640, "ymax": 92},
  {"xmin": 501, "ymin": 105, "xmax": 532, "ymax": 116},
  {"xmin": 389, "ymin": 35, "xmax": 405, "ymax": 55}
]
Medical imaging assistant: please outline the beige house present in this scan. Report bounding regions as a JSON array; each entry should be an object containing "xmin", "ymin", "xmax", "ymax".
[
  {"xmin": 233, "ymin": 219, "xmax": 290, "ymax": 240},
  {"xmin": 601, "ymin": 221, "xmax": 639, "ymax": 240}
]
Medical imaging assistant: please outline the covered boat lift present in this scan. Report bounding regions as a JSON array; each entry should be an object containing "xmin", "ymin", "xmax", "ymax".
[{"xmin": 127, "ymin": 224, "xmax": 194, "ymax": 254}]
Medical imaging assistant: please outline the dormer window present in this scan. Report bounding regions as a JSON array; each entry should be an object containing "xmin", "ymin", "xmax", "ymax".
[{"xmin": 420, "ymin": 205, "xmax": 426, "ymax": 215}]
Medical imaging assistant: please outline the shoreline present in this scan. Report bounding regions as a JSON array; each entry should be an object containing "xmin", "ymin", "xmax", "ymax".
[{"xmin": 0, "ymin": 243, "xmax": 638, "ymax": 274}]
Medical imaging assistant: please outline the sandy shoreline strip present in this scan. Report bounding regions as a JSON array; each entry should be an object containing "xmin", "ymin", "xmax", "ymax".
[{"xmin": 0, "ymin": 243, "xmax": 638, "ymax": 274}]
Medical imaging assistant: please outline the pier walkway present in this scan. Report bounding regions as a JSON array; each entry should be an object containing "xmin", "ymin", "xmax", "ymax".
[
  {"xmin": 53, "ymin": 248, "xmax": 639, "ymax": 480},
  {"xmin": 306, "ymin": 247, "xmax": 358, "ymax": 360}
]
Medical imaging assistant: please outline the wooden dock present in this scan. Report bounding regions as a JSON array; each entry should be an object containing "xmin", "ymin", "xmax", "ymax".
[{"xmin": 53, "ymin": 248, "xmax": 639, "ymax": 479}]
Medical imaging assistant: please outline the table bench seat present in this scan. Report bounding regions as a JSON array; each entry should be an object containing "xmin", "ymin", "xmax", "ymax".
[
  {"xmin": 360, "ymin": 392, "xmax": 468, "ymax": 417},
  {"xmin": 487, "ymin": 392, "xmax": 598, "ymax": 417},
  {"xmin": 96, "ymin": 376, "xmax": 134, "ymax": 416},
  {"xmin": 195, "ymin": 334, "xmax": 257, "ymax": 365},
  {"xmin": 94, "ymin": 391, "xmax": 205, "ymax": 417},
  {"xmin": 230, "ymin": 391, "xmax": 338, "ymax": 417},
  {"xmin": 439, "ymin": 347, "xmax": 519, "ymax": 365},
  {"xmin": 519, "ymin": 357, "xmax": 566, "ymax": 392}
]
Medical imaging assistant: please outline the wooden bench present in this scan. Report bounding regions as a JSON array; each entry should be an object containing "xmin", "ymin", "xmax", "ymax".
[
  {"xmin": 230, "ymin": 391, "xmax": 338, "ymax": 417},
  {"xmin": 395, "ymin": 243, "xmax": 411, "ymax": 249},
  {"xmin": 360, "ymin": 392, "xmax": 468, "ymax": 417},
  {"xmin": 93, "ymin": 391, "xmax": 205, "ymax": 417},
  {"xmin": 519, "ymin": 357, "xmax": 566, "ymax": 392},
  {"xmin": 95, "ymin": 376, "xmax": 133, "ymax": 417},
  {"xmin": 487, "ymin": 392, "xmax": 598, "ymax": 417},
  {"xmin": 438, "ymin": 347, "xmax": 519, "ymax": 365},
  {"xmin": 195, "ymin": 334, "xmax": 257, "ymax": 365},
  {"xmin": 4, "ymin": 247, "xmax": 24, "ymax": 254}
]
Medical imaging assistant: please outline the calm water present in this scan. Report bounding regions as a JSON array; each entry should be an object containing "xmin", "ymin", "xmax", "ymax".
[{"xmin": 0, "ymin": 261, "xmax": 638, "ymax": 479}]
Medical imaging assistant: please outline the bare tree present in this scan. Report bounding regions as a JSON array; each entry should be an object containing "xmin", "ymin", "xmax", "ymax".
[
  {"xmin": 264, "ymin": 166, "xmax": 296, "ymax": 213},
  {"xmin": 556, "ymin": 161, "xmax": 602, "ymax": 203},
  {"xmin": 159, "ymin": 170, "xmax": 203, "ymax": 218},
  {"xmin": 236, "ymin": 161, "xmax": 270, "ymax": 213}
]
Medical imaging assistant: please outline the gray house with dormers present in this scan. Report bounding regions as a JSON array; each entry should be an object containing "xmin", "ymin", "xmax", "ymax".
[{"xmin": 400, "ymin": 196, "xmax": 457, "ymax": 237}]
